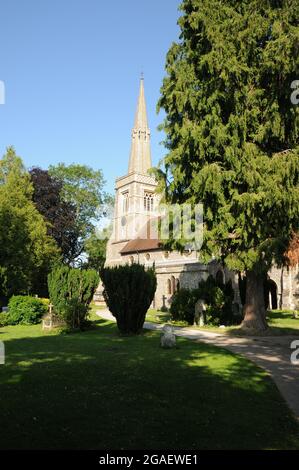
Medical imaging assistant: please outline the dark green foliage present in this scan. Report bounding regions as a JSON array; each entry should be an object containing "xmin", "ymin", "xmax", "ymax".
[
  {"xmin": 48, "ymin": 266, "xmax": 99, "ymax": 329},
  {"xmin": 170, "ymin": 275, "xmax": 236, "ymax": 326},
  {"xmin": 101, "ymin": 263, "xmax": 157, "ymax": 335},
  {"xmin": 170, "ymin": 288, "xmax": 198, "ymax": 325},
  {"xmin": 7, "ymin": 296, "xmax": 47, "ymax": 325},
  {"xmin": 199, "ymin": 275, "xmax": 236, "ymax": 325}
]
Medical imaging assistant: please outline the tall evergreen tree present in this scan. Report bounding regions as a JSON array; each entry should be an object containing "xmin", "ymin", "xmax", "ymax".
[
  {"xmin": 0, "ymin": 145, "xmax": 25, "ymax": 183},
  {"xmin": 0, "ymin": 149, "xmax": 59, "ymax": 301},
  {"xmin": 158, "ymin": 0, "xmax": 299, "ymax": 330}
]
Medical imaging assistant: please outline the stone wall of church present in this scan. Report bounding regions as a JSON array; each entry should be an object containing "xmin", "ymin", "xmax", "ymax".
[
  {"xmin": 95, "ymin": 258, "xmax": 298, "ymax": 312},
  {"xmin": 153, "ymin": 262, "xmax": 208, "ymax": 310},
  {"xmin": 268, "ymin": 265, "xmax": 299, "ymax": 310}
]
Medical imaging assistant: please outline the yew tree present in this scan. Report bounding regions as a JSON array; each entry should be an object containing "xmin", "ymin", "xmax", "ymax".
[{"xmin": 158, "ymin": 0, "xmax": 299, "ymax": 330}]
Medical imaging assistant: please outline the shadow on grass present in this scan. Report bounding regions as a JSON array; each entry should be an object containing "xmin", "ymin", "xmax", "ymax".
[
  {"xmin": 0, "ymin": 321, "xmax": 298, "ymax": 450},
  {"xmin": 178, "ymin": 310, "xmax": 299, "ymax": 337},
  {"xmin": 231, "ymin": 310, "xmax": 299, "ymax": 337},
  {"xmin": 153, "ymin": 309, "xmax": 299, "ymax": 337}
]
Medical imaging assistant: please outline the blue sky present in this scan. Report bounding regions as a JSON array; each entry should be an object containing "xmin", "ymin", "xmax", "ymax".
[{"xmin": 0, "ymin": 0, "xmax": 181, "ymax": 193}]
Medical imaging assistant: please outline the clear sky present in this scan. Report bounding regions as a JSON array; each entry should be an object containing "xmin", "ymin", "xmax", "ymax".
[{"xmin": 0, "ymin": 0, "xmax": 181, "ymax": 193}]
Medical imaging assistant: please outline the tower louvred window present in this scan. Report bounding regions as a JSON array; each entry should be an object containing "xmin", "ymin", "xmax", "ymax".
[
  {"xmin": 122, "ymin": 192, "xmax": 129, "ymax": 213},
  {"xmin": 144, "ymin": 192, "xmax": 154, "ymax": 212}
]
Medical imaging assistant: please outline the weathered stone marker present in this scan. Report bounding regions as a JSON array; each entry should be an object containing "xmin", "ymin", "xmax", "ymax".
[
  {"xmin": 42, "ymin": 303, "xmax": 65, "ymax": 330},
  {"xmin": 160, "ymin": 324, "xmax": 176, "ymax": 349},
  {"xmin": 194, "ymin": 299, "xmax": 206, "ymax": 326}
]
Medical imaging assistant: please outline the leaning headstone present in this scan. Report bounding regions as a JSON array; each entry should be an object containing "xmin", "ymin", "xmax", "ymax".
[
  {"xmin": 160, "ymin": 324, "xmax": 176, "ymax": 349},
  {"xmin": 42, "ymin": 313, "xmax": 65, "ymax": 330},
  {"xmin": 194, "ymin": 299, "xmax": 206, "ymax": 326}
]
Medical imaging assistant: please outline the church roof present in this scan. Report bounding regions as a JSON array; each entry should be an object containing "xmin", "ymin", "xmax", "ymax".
[{"xmin": 120, "ymin": 238, "xmax": 161, "ymax": 254}]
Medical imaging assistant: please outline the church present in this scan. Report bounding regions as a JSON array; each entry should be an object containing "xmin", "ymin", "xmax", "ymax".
[{"xmin": 95, "ymin": 78, "xmax": 299, "ymax": 312}]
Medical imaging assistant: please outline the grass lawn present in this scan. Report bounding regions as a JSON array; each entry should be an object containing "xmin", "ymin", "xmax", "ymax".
[
  {"xmin": 0, "ymin": 311, "xmax": 299, "ymax": 450},
  {"xmin": 147, "ymin": 309, "xmax": 299, "ymax": 336}
]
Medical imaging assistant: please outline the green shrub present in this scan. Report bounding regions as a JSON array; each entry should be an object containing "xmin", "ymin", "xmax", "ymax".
[
  {"xmin": 0, "ymin": 312, "xmax": 10, "ymax": 327},
  {"xmin": 197, "ymin": 276, "xmax": 236, "ymax": 325},
  {"xmin": 39, "ymin": 298, "xmax": 50, "ymax": 307},
  {"xmin": 170, "ymin": 275, "xmax": 236, "ymax": 326},
  {"xmin": 7, "ymin": 296, "xmax": 48, "ymax": 325},
  {"xmin": 48, "ymin": 266, "xmax": 99, "ymax": 329},
  {"xmin": 170, "ymin": 288, "xmax": 198, "ymax": 325},
  {"xmin": 101, "ymin": 263, "xmax": 157, "ymax": 335}
]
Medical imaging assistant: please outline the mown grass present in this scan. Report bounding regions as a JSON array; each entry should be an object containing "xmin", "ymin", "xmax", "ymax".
[{"xmin": 0, "ymin": 312, "xmax": 298, "ymax": 449}]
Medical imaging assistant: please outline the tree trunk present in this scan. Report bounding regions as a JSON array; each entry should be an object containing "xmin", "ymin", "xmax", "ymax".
[{"xmin": 241, "ymin": 270, "xmax": 268, "ymax": 331}]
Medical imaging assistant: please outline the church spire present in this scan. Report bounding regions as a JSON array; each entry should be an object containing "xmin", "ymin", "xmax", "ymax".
[{"xmin": 128, "ymin": 76, "xmax": 152, "ymax": 174}]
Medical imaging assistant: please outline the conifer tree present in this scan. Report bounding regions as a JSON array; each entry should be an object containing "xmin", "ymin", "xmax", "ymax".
[
  {"xmin": 0, "ymin": 148, "xmax": 59, "ymax": 300},
  {"xmin": 158, "ymin": 0, "xmax": 299, "ymax": 330}
]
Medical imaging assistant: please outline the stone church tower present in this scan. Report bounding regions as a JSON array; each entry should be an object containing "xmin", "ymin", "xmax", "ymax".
[
  {"xmin": 95, "ymin": 78, "xmax": 299, "ymax": 312},
  {"xmin": 105, "ymin": 76, "xmax": 159, "ymax": 266}
]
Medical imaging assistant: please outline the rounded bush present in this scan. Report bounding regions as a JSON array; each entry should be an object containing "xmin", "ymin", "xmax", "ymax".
[
  {"xmin": 48, "ymin": 266, "xmax": 99, "ymax": 329},
  {"xmin": 170, "ymin": 288, "xmax": 197, "ymax": 325},
  {"xmin": 170, "ymin": 275, "xmax": 236, "ymax": 326},
  {"xmin": 7, "ymin": 296, "xmax": 48, "ymax": 325},
  {"xmin": 101, "ymin": 263, "xmax": 157, "ymax": 335}
]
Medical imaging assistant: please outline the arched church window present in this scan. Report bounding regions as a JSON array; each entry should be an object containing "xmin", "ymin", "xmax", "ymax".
[
  {"xmin": 171, "ymin": 276, "xmax": 176, "ymax": 295},
  {"xmin": 144, "ymin": 192, "xmax": 154, "ymax": 212},
  {"xmin": 167, "ymin": 279, "xmax": 172, "ymax": 295}
]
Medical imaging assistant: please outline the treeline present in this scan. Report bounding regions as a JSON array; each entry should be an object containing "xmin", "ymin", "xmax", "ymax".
[{"xmin": 0, "ymin": 146, "xmax": 110, "ymax": 305}]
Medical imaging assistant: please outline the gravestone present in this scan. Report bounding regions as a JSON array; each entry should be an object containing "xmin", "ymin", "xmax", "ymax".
[
  {"xmin": 42, "ymin": 303, "xmax": 65, "ymax": 330},
  {"xmin": 194, "ymin": 299, "xmax": 206, "ymax": 326},
  {"xmin": 160, "ymin": 324, "xmax": 176, "ymax": 349}
]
